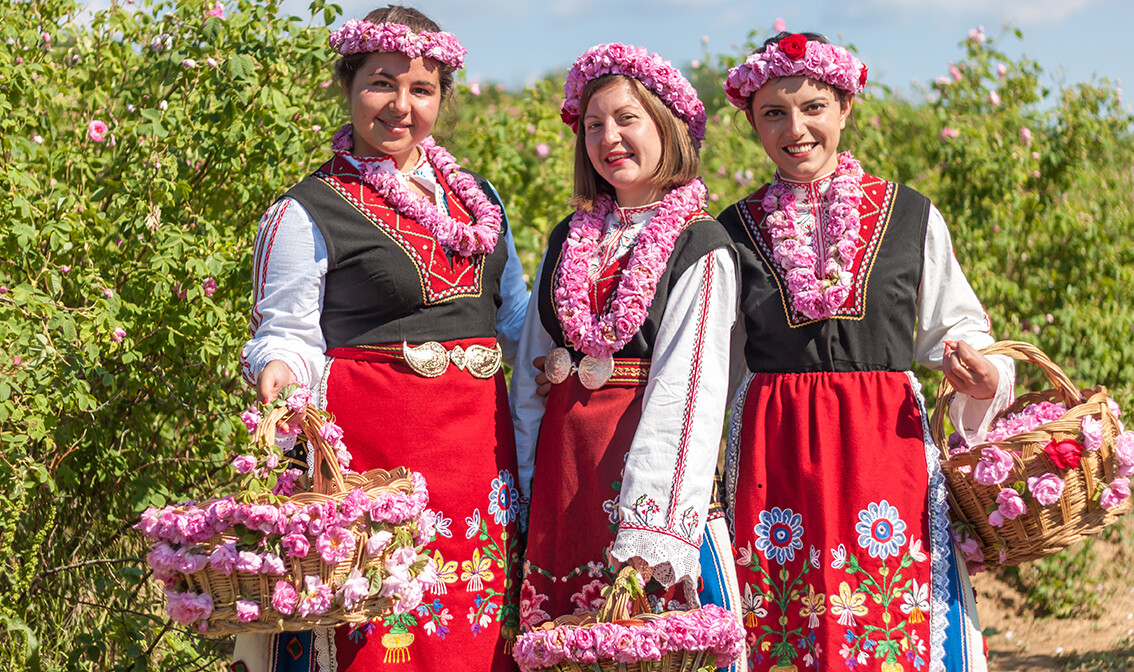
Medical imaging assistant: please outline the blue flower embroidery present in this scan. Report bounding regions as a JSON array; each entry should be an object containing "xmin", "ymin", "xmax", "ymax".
[
  {"xmin": 753, "ymin": 506, "xmax": 803, "ymax": 564},
  {"xmin": 854, "ymin": 500, "xmax": 908, "ymax": 560},
  {"xmin": 488, "ymin": 470, "xmax": 519, "ymax": 526}
]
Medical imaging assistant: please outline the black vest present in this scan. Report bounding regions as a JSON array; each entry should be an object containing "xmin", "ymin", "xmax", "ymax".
[
  {"xmin": 284, "ymin": 157, "xmax": 510, "ymax": 348},
  {"xmin": 537, "ymin": 212, "xmax": 734, "ymax": 360},
  {"xmin": 718, "ymin": 176, "xmax": 930, "ymax": 373}
]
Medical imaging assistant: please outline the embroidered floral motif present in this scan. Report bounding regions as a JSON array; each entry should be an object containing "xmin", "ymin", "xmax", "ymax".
[
  {"xmin": 571, "ymin": 579, "xmax": 607, "ymax": 614},
  {"xmin": 741, "ymin": 583, "xmax": 768, "ymax": 627},
  {"xmin": 830, "ymin": 581, "xmax": 868, "ymax": 626},
  {"xmin": 679, "ymin": 507, "xmax": 699, "ymax": 538},
  {"xmin": 632, "ymin": 494, "xmax": 660, "ymax": 525},
  {"xmin": 799, "ymin": 584, "xmax": 827, "ymax": 628},
  {"xmin": 900, "ymin": 579, "xmax": 930, "ymax": 624},
  {"xmin": 488, "ymin": 470, "xmax": 520, "ymax": 526},
  {"xmin": 416, "ymin": 599, "xmax": 454, "ymax": 638},
  {"xmin": 428, "ymin": 550, "xmax": 459, "ymax": 594},
  {"xmin": 519, "ymin": 580, "xmax": 551, "ymax": 628},
  {"xmin": 855, "ymin": 500, "xmax": 909, "ymax": 560},
  {"xmin": 754, "ymin": 506, "xmax": 804, "ymax": 565}
]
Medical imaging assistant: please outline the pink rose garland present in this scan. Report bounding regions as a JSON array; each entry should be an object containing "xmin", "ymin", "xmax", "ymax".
[
  {"xmin": 332, "ymin": 125, "xmax": 501, "ymax": 257},
  {"xmin": 555, "ymin": 179, "xmax": 707, "ymax": 359}
]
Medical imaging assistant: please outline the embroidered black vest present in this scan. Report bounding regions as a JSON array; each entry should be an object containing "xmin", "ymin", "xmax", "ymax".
[
  {"xmin": 718, "ymin": 175, "xmax": 930, "ymax": 373},
  {"xmin": 537, "ymin": 212, "xmax": 734, "ymax": 360},
  {"xmin": 283, "ymin": 156, "xmax": 510, "ymax": 349}
]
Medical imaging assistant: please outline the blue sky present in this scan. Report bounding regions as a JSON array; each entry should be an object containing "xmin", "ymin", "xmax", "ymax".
[{"xmin": 279, "ymin": 0, "xmax": 1130, "ymax": 106}]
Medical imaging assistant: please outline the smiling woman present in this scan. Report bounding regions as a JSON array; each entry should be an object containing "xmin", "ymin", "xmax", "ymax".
[
  {"xmin": 509, "ymin": 42, "xmax": 741, "ymax": 643},
  {"xmin": 234, "ymin": 5, "xmax": 527, "ymax": 672}
]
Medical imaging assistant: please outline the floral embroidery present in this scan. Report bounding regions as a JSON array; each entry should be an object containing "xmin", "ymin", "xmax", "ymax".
[
  {"xmin": 433, "ymin": 514, "xmax": 453, "ymax": 538},
  {"xmin": 416, "ymin": 599, "xmax": 453, "ymax": 638},
  {"xmin": 754, "ymin": 506, "xmax": 804, "ymax": 565},
  {"xmin": 465, "ymin": 509, "xmax": 481, "ymax": 539},
  {"xmin": 602, "ymin": 496, "xmax": 621, "ymax": 527},
  {"xmin": 741, "ymin": 583, "xmax": 768, "ymax": 627},
  {"xmin": 829, "ymin": 581, "xmax": 868, "ymax": 626},
  {"xmin": 488, "ymin": 470, "xmax": 520, "ymax": 526},
  {"xmin": 632, "ymin": 494, "xmax": 660, "ymax": 525},
  {"xmin": 799, "ymin": 584, "xmax": 826, "ymax": 628},
  {"xmin": 854, "ymin": 500, "xmax": 908, "ymax": 560},
  {"xmin": 429, "ymin": 550, "xmax": 459, "ymax": 594},
  {"xmin": 571, "ymin": 579, "xmax": 607, "ymax": 614},
  {"xmin": 679, "ymin": 507, "xmax": 699, "ymax": 538},
  {"xmin": 519, "ymin": 580, "xmax": 551, "ymax": 628},
  {"xmin": 461, "ymin": 549, "xmax": 494, "ymax": 592},
  {"xmin": 467, "ymin": 593, "xmax": 500, "ymax": 635},
  {"xmin": 900, "ymin": 579, "xmax": 929, "ymax": 624}
]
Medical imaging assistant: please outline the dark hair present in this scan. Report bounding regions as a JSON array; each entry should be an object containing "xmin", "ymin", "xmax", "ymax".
[
  {"xmin": 570, "ymin": 75, "xmax": 701, "ymax": 212},
  {"xmin": 744, "ymin": 31, "xmax": 850, "ymax": 107},
  {"xmin": 333, "ymin": 6, "xmax": 456, "ymax": 101}
]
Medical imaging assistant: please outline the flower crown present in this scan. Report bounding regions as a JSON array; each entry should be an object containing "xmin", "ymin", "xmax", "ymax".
[
  {"xmin": 329, "ymin": 19, "xmax": 466, "ymax": 70},
  {"xmin": 561, "ymin": 43, "xmax": 707, "ymax": 147},
  {"xmin": 724, "ymin": 34, "xmax": 867, "ymax": 108}
]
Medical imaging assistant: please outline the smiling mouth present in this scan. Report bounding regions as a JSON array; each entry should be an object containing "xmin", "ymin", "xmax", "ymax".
[
  {"xmin": 784, "ymin": 142, "xmax": 817, "ymax": 156},
  {"xmin": 605, "ymin": 152, "xmax": 635, "ymax": 164},
  {"xmin": 379, "ymin": 119, "xmax": 411, "ymax": 133}
]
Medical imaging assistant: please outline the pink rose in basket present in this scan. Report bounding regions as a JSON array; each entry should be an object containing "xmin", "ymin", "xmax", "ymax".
[
  {"xmin": 232, "ymin": 454, "xmax": 257, "ymax": 474},
  {"xmin": 987, "ymin": 488, "xmax": 1026, "ymax": 527},
  {"xmin": 1115, "ymin": 431, "xmax": 1134, "ymax": 478},
  {"xmin": 297, "ymin": 575, "xmax": 333, "ymax": 616},
  {"xmin": 1044, "ymin": 438, "xmax": 1084, "ymax": 469},
  {"xmin": 1100, "ymin": 479, "xmax": 1131, "ymax": 510},
  {"xmin": 1027, "ymin": 473, "xmax": 1065, "ymax": 506},
  {"xmin": 393, "ymin": 579, "xmax": 425, "ymax": 615},
  {"xmin": 282, "ymin": 531, "xmax": 311, "ymax": 558},
  {"xmin": 568, "ymin": 626, "xmax": 600, "ymax": 663},
  {"xmin": 235, "ymin": 550, "xmax": 263, "ymax": 573},
  {"xmin": 260, "ymin": 552, "xmax": 286, "ymax": 575},
  {"xmin": 235, "ymin": 600, "xmax": 260, "ymax": 622},
  {"xmin": 286, "ymin": 386, "xmax": 313, "ymax": 412},
  {"xmin": 172, "ymin": 546, "xmax": 208, "ymax": 574},
  {"xmin": 272, "ymin": 580, "xmax": 298, "ymax": 615},
  {"xmin": 164, "ymin": 589, "xmax": 214, "ymax": 625},
  {"xmin": 1080, "ymin": 416, "xmax": 1104, "ymax": 451},
  {"xmin": 338, "ymin": 568, "xmax": 370, "ymax": 610},
  {"xmin": 973, "ymin": 447, "xmax": 1014, "ymax": 485},
  {"xmin": 316, "ymin": 526, "xmax": 356, "ymax": 564},
  {"xmin": 208, "ymin": 543, "xmax": 238, "ymax": 575}
]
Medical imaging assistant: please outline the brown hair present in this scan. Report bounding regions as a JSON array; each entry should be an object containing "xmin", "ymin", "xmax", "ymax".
[
  {"xmin": 333, "ymin": 5, "xmax": 456, "ymax": 101},
  {"xmin": 570, "ymin": 75, "xmax": 701, "ymax": 212}
]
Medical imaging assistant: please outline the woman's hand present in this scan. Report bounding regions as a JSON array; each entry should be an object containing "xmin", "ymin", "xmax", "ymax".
[
  {"xmin": 943, "ymin": 340, "xmax": 999, "ymax": 400},
  {"xmin": 606, "ymin": 552, "xmax": 654, "ymax": 584},
  {"xmin": 532, "ymin": 356, "xmax": 551, "ymax": 403},
  {"xmin": 257, "ymin": 360, "xmax": 297, "ymax": 404}
]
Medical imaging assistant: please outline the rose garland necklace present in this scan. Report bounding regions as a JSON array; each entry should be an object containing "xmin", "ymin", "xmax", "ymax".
[
  {"xmin": 331, "ymin": 124, "xmax": 500, "ymax": 256},
  {"xmin": 546, "ymin": 178, "xmax": 706, "ymax": 389},
  {"xmin": 760, "ymin": 151, "xmax": 864, "ymax": 320}
]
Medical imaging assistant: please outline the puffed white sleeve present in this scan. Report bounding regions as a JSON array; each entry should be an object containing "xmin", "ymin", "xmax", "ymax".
[
  {"xmin": 491, "ymin": 192, "xmax": 530, "ymax": 368},
  {"xmin": 610, "ymin": 246, "xmax": 738, "ymax": 589},
  {"xmin": 240, "ymin": 197, "xmax": 329, "ymax": 389},
  {"xmin": 914, "ymin": 204, "xmax": 1015, "ymax": 443},
  {"xmin": 508, "ymin": 253, "xmax": 554, "ymax": 502}
]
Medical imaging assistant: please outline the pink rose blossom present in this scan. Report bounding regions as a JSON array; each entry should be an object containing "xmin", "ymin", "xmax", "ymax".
[
  {"xmin": 973, "ymin": 447, "xmax": 1014, "ymax": 485},
  {"xmin": 535, "ymin": 142, "xmax": 551, "ymax": 159},
  {"xmin": 202, "ymin": 277, "xmax": 216, "ymax": 297},
  {"xmin": 182, "ymin": 58, "xmax": 197, "ymax": 68},
  {"xmin": 1020, "ymin": 127, "xmax": 1033, "ymax": 145},
  {"xmin": 1027, "ymin": 473, "xmax": 1065, "ymax": 506},
  {"xmin": 316, "ymin": 526, "xmax": 356, "ymax": 563},
  {"xmin": 950, "ymin": 63, "xmax": 963, "ymax": 82},
  {"xmin": 232, "ymin": 454, "xmax": 256, "ymax": 474},
  {"xmin": 273, "ymin": 468, "xmax": 302, "ymax": 496},
  {"xmin": 234, "ymin": 550, "xmax": 263, "ymax": 573},
  {"xmin": 282, "ymin": 531, "xmax": 311, "ymax": 558},
  {"xmin": 240, "ymin": 408, "xmax": 260, "ymax": 432},
  {"xmin": 773, "ymin": 17, "xmax": 787, "ymax": 32},
  {"xmin": 940, "ymin": 127, "xmax": 959, "ymax": 140},
  {"xmin": 318, "ymin": 421, "xmax": 344, "ymax": 444},
  {"xmin": 208, "ymin": 543, "xmax": 238, "ymax": 575},
  {"xmin": 298, "ymin": 575, "xmax": 333, "ymax": 616},
  {"xmin": 1080, "ymin": 416, "xmax": 1103, "ymax": 451},
  {"xmin": 338, "ymin": 568, "xmax": 370, "ymax": 610},
  {"xmin": 997, "ymin": 63, "xmax": 1007, "ymax": 77},
  {"xmin": 469, "ymin": 82, "xmax": 481, "ymax": 96},
  {"xmin": 260, "ymin": 553, "xmax": 286, "ymax": 575},
  {"xmin": 111, "ymin": 327, "xmax": 126, "ymax": 342},
  {"xmin": 172, "ymin": 546, "xmax": 208, "ymax": 574},
  {"xmin": 1100, "ymin": 479, "xmax": 1131, "ymax": 510},
  {"xmin": 164, "ymin": 590, "xmax": 214, "ymax": 625},
  {"xmin": 989, "ymin": 488, "xmax": 1026, "ymax": 526},
  {"xmin": 87, "ymin": 120, "xmax": 108, "ymax": 142},
  {"xmin": 61, "ymin": 265, "xmax": 70, "ymax": 273},
  {"xmin": 235, "ymin": 600, "xmax": 260, "ymax": 622},
  {"xmin": 286, "ymin": 386, "xmax": 313, "ymax": 412},
  {"xmin": 366, "ymin": 529, "xmax": 393, "ymax": 556},
  {"xmin": 392, "ymin": 580, "xmax": 424, "ymax": 614},
  {"xmin": 989, "ymin": 90, "xmax": 1001, "ymax": 106},
  {"xmin": 204, "ymin": 0, "xmax": 225, "ymax": 19},
  {"xmin": 272, "ymin": 580, "xmax": 298, "ymax": 614}
]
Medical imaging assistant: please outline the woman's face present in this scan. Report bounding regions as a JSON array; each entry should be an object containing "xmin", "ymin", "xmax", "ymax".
[
  {"xmin": 583, "ymin": 80, "xmax": 665, "ymax": 208},
  {"xmin": 348, "ymin": 51, "xmax": 442, "ymax": 168},
  {"xmin": 745, "ymin": 76, "xmax": 853, "ymax": 182}
]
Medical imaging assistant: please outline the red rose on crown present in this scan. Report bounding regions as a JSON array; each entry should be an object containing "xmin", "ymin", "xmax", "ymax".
[
  {"xmin": 858, "ymin": 65, "xmax": 869, "ymax": 87},
  {"xmin": 1044, "ymin": 437, "xmax": 1084, "ymax": 470},
  {"xmin": 779, "ymin": 34, "xmax": 808, "ymax": 60}
]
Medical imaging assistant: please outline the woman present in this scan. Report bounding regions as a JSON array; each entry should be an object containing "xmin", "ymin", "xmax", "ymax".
[
  {"xmin": 235, "ymin": 6, "xmax": 527, "ymax": 671},
  {"xmin": 510, "ymin": 43, "xmax": 739, "ymax": 625},
  {"xmin": 718, "ymin": 32, "xmax": 1014, "ymax": 672}
]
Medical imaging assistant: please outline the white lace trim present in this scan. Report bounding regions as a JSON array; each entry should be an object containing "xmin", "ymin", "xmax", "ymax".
[
  {"xmin": 313, "ymin": 626, "xmax": 334, "ymax": 671},
  {"xmin": 907, "ymin": 371, "xmax": 950, "ymax": 672},
  {"xmin": 723, "ymin": 372, "xmax": 754, "ymax": 539},
  {"xmin": 610, "ymin": 527, "xmax": 701, "ymax": 588}
]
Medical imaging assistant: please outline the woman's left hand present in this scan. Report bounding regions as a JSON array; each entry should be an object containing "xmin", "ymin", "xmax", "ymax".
[
  {"xmin": 943, "ymin": 340, "xmax": 999, "ymax": 400},
  {"xmin": 607, "ymin": 552, "xmax": 653, "ymax": 583}
]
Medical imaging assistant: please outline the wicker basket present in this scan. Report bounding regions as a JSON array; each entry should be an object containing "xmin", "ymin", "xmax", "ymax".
[
  {"xmin": 142, "ymin": 402, "xmax": 432, "ymax": 636},
  {"xmin": 513, "ymin": 567, "xmax": 744, "ymax": 672},
  {"xmin": 930, "ymin": 340, "xmax": 1131, "ymax": 567}
]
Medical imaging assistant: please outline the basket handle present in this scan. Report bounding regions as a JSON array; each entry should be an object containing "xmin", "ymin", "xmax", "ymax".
[
  {"xmin": 251, "ymin": 402, "xmax": 346, "ymax": 495},
  {"xmin": 929, "ymin": 340, "xmax": 1083, "ymax": 455},
  {"xmin": 595, "ymin": 566, "xmax": 650, "ymax": 623}
]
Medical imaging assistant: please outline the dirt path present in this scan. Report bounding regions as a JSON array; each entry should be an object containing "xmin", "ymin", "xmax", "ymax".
[{"xmin": 974, "ymin": 518, "xmax": 1134, "ymax": 672}]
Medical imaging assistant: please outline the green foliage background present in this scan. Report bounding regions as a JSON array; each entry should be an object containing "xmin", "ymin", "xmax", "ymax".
[{"xmin": 0, "ymin": 0, "xmax": 1130, "ymax": 668}]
